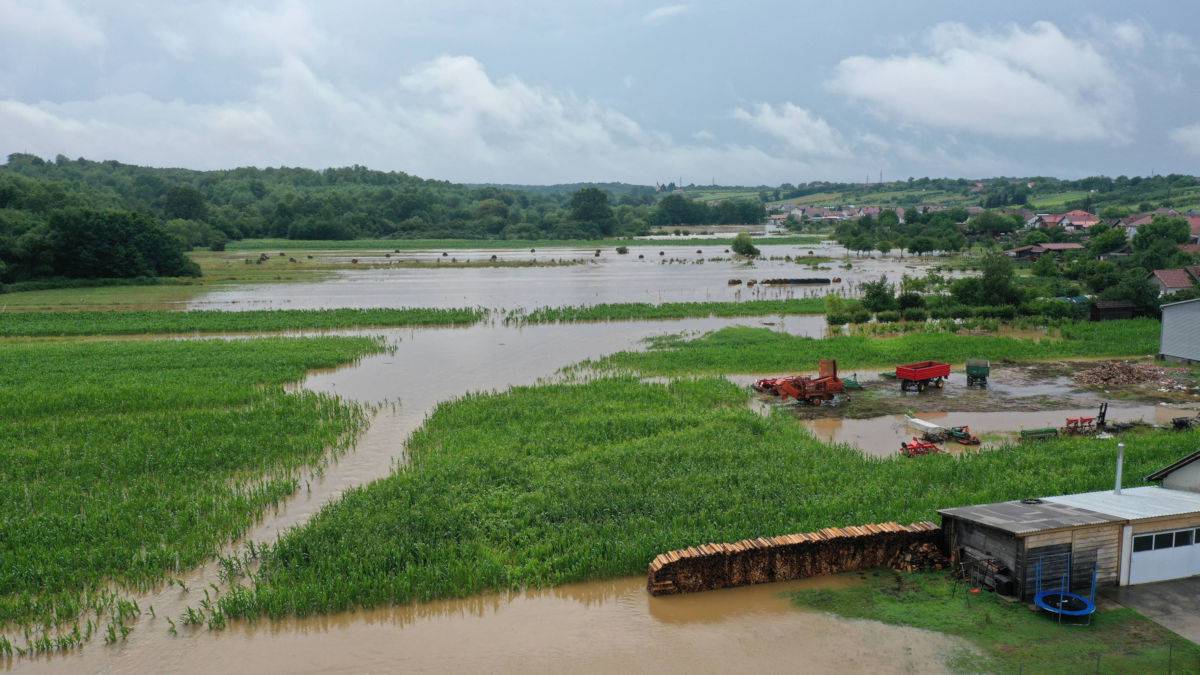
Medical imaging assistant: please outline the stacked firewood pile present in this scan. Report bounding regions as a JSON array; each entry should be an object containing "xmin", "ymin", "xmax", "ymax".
[
  {"xmin": 892, "ymin": 542, "xmax": 949, "ymax": 573},
  {"xmin": 647, "ymin": 521, "xmax": 942, "ymax": 596}
]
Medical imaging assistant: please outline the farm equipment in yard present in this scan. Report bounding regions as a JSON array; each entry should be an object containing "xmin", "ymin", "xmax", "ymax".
[
  {"xmin": 1021, "ymin": 427, "xmax": 1059, "ymax": 441},
  {"xmin": 752, "ymin": 359, "xmax": 845, "ymax": 406},
  {"xmin": 966, "ymin": 359, "xmax": 990, "ymax": 387},
  {"xmin": 947, "ymin": 426, "xmax": 981, "ymax": 445},
  {"xmin": 1173, "ymin": 413, "xmax": 1200, "ymax": 430},
  {"xmin": 1062, "ymin": 402, "xmax": 1108, "ymax": 436},
  {"xmin": 896, "ymin": 361, "xmax": 951, "ymax": 392},
  {"xmin": 901, "ymin": 437, "xmax": 942, "ymax": 457}
]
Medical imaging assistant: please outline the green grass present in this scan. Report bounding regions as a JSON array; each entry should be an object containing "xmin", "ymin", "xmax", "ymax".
[
  {"xmin": 0, "ymin": 308, "xmax": 487, "ymax": 337},
  {"xmin": 227, "ymin": 236, "xmax": 822, "ymax": 251},
  {"xmin": 792, "ymin": 571, "xmax": 1200, "ymax": 673},
  {"xmin": 508, "ymin": 298, "xmax": 826, "ymax": 324},
  {"xmin": 598, "ymin": 319, "xmax": 1159, "ymax": 375},
  {"xmin": 1028, "ymin": 191, "xmax": 1091, "ymax": 210},
  {"xmin": 0, "ymin": 337, "xmax": 382, "ymax": 635},
  {"xmin": 213, "ymin": 375, "xmax": 1200, "ymax": 621}
]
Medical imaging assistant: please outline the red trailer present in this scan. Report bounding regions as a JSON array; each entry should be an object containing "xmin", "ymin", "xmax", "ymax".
[{"xmin": 896, "ymin": 361, "xmax": 951, "ymax": 392}]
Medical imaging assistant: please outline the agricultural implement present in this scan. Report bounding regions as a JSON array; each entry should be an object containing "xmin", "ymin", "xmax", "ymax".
[
  {"xmin": 1062, "ymin": 402, "xmax": 1108, "ymax": 436},
  {"xmin": 946, "ymin": 425, "xmax": 981, "ymax": 445},
  {"xmin": 901, "ymin": 437, "xmax": 942, "ymax": 457},
  {"xmin": 896, "ymin": 361, "xmax": 951, "ymax": 392},
  {"xmin": 906, "ymin": 416, "xmax": 980, "ymax": 445},
  {"xmin": 842, "ymin": 374, "xmax": 864, "ymax": 390},
  {"xmin": 1021, "ymin": 427, "xmax": 1059, "ymax": 441},
  {"xmin": 966, "ymin": 359, "xmax": 990, "ymax": 387},
  {"xmin": 1172, "ymin": 412, "xmax": 1200, "ymax": 430},
  {"xmin": 752, "ymin": 359, "xmax": 845, "ymax": 406}
]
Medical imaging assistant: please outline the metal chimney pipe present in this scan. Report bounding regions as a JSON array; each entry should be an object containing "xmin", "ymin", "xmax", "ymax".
[{"xmin": 1115, "ymin": 442, "xmax": 1125, "ymax": 495}]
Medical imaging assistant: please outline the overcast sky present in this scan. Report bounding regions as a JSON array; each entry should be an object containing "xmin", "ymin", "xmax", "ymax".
[{"xmin": 2, "ymin": 1, "xmax": 1199, "ymax": 185}]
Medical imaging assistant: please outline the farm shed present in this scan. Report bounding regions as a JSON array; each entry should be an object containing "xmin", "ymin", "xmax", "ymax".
[
  {"xmin": 1160, "ymin": 297, "xmax": 1200, "ymax": 364},
  {"xmin": 940, "ymin": 450, "xmax": 1200, "ymax": 597},
  {"xmin": 1090, "ymin": 299, "xmax": 1135, "ymax": 322}
]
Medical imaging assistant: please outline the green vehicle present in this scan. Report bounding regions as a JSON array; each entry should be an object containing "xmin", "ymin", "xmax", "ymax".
[{"xmin": 966, "ymin": 359, "xmax": 990, "ymax": 387}]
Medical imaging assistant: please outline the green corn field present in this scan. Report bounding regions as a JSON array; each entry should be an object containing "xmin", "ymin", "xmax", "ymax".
[
  {"xmin": 216, "ymin": 375, "xmax": 1198, "ymax": 620},
  {"xmin": 0, "ymin": 336, "xmax": 381, "ymax": 634},
  {"xmin": 0, "ymin": 307, "xmax": 486, "ymax": 337}
]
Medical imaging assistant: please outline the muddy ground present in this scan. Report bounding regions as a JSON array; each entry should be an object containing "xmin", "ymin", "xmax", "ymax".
[{"xmin": 744, "ymin": 359, "xmax": 1200, "ymax": 457}]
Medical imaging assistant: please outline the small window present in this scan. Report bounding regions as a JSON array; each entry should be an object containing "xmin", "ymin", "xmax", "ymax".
[
  {"xmin": 1155, "ymin": 533, "xmax": 1175, "ymax": 549},
  {"xmin": 1177, "ymin": 530, "xmax": 1195, "ymax": 547},
  {"xmin": 1133, "ymin": 535, "xmax": 1154, "ymax": 552}
]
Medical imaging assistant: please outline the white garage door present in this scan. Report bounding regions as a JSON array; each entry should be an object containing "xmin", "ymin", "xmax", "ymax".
[{"xmin": 1130, "ymin": 528, "xmax": 1200, "ymax": 584}]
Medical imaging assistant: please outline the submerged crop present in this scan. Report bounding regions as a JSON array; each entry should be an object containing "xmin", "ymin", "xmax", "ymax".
[{"xmin": 0, "ymin": 336, "xmax": 381, "ymax": 645}]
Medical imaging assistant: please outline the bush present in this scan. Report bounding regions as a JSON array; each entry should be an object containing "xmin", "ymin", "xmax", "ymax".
[
  {"xmin": 901, "ymin": 307, "xmax": 929, "ymax": 322},
  {"xmin": 860, "ymin": 276, "xmax": 897, "ymax": 312},
  {"xmin": 615, "ymin": 246, "xmax": 629, "ymax": 254},
  {"xmin": 826, "ymin": 312, "xmax": 850, "ymax": 326},
  {"xmin": 875, "ymin": 310, "xmax": 901, "ymax": 323},
  {"xmin": 971, "ymin": 305, "xmax": 1017, "ymax": 320},
  {"xmin": 849, "ymin": 308, "xmax": 872, "ymax": 324},
  {"xmin": 897, "ymin": 292, "xmax": 925, "ymax": 310},
  {"xmin": 731, "ymin": 232, "xmax": 760, "ymax": 257}
]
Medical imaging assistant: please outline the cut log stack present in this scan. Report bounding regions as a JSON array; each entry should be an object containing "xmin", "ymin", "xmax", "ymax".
[{"xmin": 647, "ymin": 521, "xmax": 941, "ymax": 596}]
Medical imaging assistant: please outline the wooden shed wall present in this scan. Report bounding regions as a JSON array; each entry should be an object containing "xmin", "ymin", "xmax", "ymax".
[{"xmin": 1019, "ymin": 524, "xmax": 1120, "ymax": 599}]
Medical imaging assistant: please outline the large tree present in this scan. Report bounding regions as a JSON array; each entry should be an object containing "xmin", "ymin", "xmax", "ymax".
[{"xmin": 568, "ymin": 187, "xmax": 616, "ymax": 236}]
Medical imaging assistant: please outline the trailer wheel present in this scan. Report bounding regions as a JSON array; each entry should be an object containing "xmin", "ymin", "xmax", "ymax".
[
  {"xmin": 917, "ymin": 381, "xmax": 928, "ymax": 392},
  {"xmin": 900, "ymin": 380, "xmax": 911, "ymax": 391},
  {"xmin": 934, "ymin": 377, "xmax": 944, "ymax": 388},
  {"xmin": 808, "ymin": 397, "xmax": 823, "ymax": 407}
]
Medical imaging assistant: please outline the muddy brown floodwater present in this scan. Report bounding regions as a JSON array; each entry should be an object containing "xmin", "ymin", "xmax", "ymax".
[
  {"xmin": 13, "ymin": 315, "xmax": 971, "ymax": 674},
  {"xmin": 189, "ymin": 243, "xmax": 955, "ymax": 311}
]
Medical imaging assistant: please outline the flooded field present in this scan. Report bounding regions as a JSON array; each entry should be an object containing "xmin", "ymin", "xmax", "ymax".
[
  {"xmin": 21, "ymin": 576, "xmax": 966, "ymax": 674},
  {"xmin": 189, "ymin": 243, "xmax": 950, "ymax": 311}
]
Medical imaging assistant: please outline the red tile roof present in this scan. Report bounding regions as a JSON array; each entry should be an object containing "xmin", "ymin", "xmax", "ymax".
[
  {"xmin": 1153, "ymin": 268, "xmax": 1196, "ymax": 289},
  {"xmin": 1039, "ymin": 242, "xmax": 1084, "ymax": 251},
  {"xmin": 1178, "ymin": 244, "xmax": 1200, "ymax": 254}
]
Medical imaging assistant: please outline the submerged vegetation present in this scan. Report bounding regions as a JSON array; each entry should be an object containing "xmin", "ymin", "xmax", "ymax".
[
  {"xmin": 214, "ymin": 376, "xmax": 1198, "ymax": 620},
  {"xmin": 507, "ymin": 298, "xmax": 825, "ymax": 324},
  {"xmin": 793, "ymin": 571, "xmax": 1200, "ymax": 673},
  {"xmin": 0, "ymin": 337, "xmax": 381, "ymax": 635},
  {"xmin": 599, "ymin": 319, "xmax": 1160, "ymax": 375},
  {"xmin": 227, "ymin": 235, "xmax": 821, "ymax": 251},
  {"xmin": 0, "ymin": 308, "xmax": 486, "ymax": 337}
]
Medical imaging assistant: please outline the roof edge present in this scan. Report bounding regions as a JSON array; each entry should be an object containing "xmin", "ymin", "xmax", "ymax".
[
  {"xmin": 1146, "ymin": 449, "xmax": 1200, "ymax": 482},
  {"xmin": 1160, "ymin": 297, "xmax": 1200, "ymax": 309}
]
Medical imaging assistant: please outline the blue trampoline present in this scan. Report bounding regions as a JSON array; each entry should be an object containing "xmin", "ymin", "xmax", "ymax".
[{"xmin": 1033, "ymin": 556, "xmax": 1097, "ymax": 624}]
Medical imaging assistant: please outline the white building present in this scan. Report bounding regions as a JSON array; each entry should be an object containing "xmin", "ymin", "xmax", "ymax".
[{"xmin": 1161, "ymin": 298, "xmax": 1200, "ymax": 363}]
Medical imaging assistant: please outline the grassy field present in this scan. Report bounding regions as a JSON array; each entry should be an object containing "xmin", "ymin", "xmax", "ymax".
[
  {"xmin": 211, "ymin": 375, "xmax": 1200, "ymax": 621},
  {"xmin": 0, "ymin": 308, "xmax": 486, "ymax": 337},
  {"xmin": 793, "ymin": 571, "xmax": 1200, "ymax": 673},
  {"xmin": 0, "ymin": 337, "xmax": 381, "ymax": 639},
  {"xmin": 598, "ymin": 319, "xmax": 1159, "ymax": 375},
  {"xmin": 508, "ymin": 299, "xmax": 825, "ymax": 324}
]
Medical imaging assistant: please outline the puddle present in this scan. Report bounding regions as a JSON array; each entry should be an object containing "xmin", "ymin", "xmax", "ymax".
[{"xmin": 805, "ymin": 404, "xmax": 1196, "ymax": 457}]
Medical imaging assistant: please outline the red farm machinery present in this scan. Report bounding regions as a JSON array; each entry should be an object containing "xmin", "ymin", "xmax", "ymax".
[
  {"xmin": 752, "ymin": 359, "xmax": 846, "ymax": 406},
  {"xmin": 896, "ymin": 361, "xmax": 951, "ymax": 392}
]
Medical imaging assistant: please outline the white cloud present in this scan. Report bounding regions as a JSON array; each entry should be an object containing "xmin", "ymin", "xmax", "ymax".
[
  {"xmin": 1171, "ymin": 124, "xmax": 1200, "ymax": 155},
  {"xmin": 733, "ymin": 102, "xmax": 849, "ymax": 157},
  {"xmin": 0, "ymin": 0, "xmax": 104, "ymax": 49},
  {"xmin": 830, "ymin": 21, "xmax": 1131, "ymax": 143},
  {"xmin": 0, "ymin": 54, "xmax": 823, "ymax": 183},
  {"xmin": 1109, "ymin": 20, "xmax": 1145, "ymax": 50},
  {"xmin": 642, "ymin": 4, "xmax": 688, "ymax": 25}
]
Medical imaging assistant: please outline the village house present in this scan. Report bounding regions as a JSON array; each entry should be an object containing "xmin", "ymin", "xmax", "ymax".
[
  {"xmin": 1004, "ymin": 242, "xmax": 1085, "ymax": 261},
  {"xmin": 1149, "ymin": 268, "xmax": 1200, "ymax": 296},
  {"xmin": 940, "ymin": 448, "xmax": 1200, "ymax": 599}
]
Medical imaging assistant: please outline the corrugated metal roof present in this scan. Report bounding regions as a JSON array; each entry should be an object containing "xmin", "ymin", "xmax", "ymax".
[{"xmin": 1044, "ymin": 486, "xmax": 1200, "ymax": 522}]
